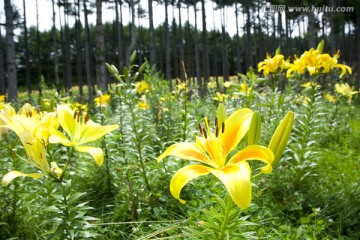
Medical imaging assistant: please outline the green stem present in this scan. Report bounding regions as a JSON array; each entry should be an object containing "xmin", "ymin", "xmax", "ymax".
[
  {"xmin": 344, "ymin": 104, "xmax": 352, "ymax": 135},
  {"xmin": 100, "ymin": 108, "xmax": 113, "ymax": 194},
  {"xmin": 9, "ymin": 142, "xmax": 18, "ymax": 234},
  {"xmin": 59, "ymin": 148, "xmax": 74, "ymax": 182},
  {"xmin": 126, "ymin": 92, "xmax": 152, "ymax": 193},
  {"xmin": 60, "ymin": 181, "xmax": 71, "ymax": 237},
  {"xmin": 182, "ymin": 90, "xmax": 188, "ymax": 142},
  {"xmin": 218, "ymin": 194, "xmax": 234, "ymax": 240}
]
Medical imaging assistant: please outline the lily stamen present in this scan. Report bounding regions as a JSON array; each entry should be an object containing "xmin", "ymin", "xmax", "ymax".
[
  {"xmin": 84, "ymin": 115, "xmax": 90, "ymax": 124},
  {"xmin": 222, "ymin": 122, "xmax": 225, "ymax": 134},
  {"xmin": 203, "ymin": 128, "xmax": 208, "ymax": 138},
  {"xmin": 198, "ymin": 123, "xmax": 203, "ymax": 135}
]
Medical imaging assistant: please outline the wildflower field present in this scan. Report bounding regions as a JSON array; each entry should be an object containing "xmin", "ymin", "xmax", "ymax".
[{"xmin": 1, "ymin": 42, "xmax": 360, "ymax": 239}]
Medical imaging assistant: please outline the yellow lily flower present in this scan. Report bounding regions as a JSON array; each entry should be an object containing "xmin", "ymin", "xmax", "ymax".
[
  {"xmin": 158, "ymin": 105, "xmax": 274, "ymax": 209},
  {"xmin": 0, "ymin": 103, "xmax": 15, "ymax": 138},
  {"xmin": 1, "ymin": 133, "xmax": 62, "ymax": 186},
  {"xmin": 94, "ymin": 93, "xmax": 111, "ymax": 107},
  {"xmin": 239, "ymin": 82, "xmax": 253, "ymax": 96},
  {"xmin": 335, "ymin": 83, "xmax": 358, "ymax": 97},
  {"xmin": 335, "ymin": 83, "xmax": 358, "ymax": 103},
  {"xmin": 213, "ymin": 92, "xmax": 228, "ymax": 102},
  {"xmin": 0, "ymin": 103, "xmax": 58, "ymax": 142},
  {"xmin": 258, "ymin": 52, "xmax": 288, "ymax": 76},
  {"xmin": 72, "ymin": 102, "xmax": 88, "ymax": 112},
  {"xmin": 286, "ymin": 42, "xmax": 352, "ymax": 78},
  {"xmin": 207, "ymin": 80, "xmax": 217, "ymax": 89},
  {"xmin": 135, "ymin": 80, "xmax": 149, "ymax": 94},
  {"xmin": 324, "ymin": 93, "xmax": 336, "ymax": 103},
  {"xmin": 138, "ymin": 101, "xmax": 150, "ymax": 110},
  {"xmin": 301, "ymin": 81, "xmax": 320, "ymax": 89},
  {"xmin": 0, "ymin": 104, "xmax": 62, "ymax": 186},
  {"xmin": 223, "ymin": 81, "xmax": 233, "ymax": 88},
  {"xmin": 49, "ymin": 105, "xmax": 119, "ymax": 166}
]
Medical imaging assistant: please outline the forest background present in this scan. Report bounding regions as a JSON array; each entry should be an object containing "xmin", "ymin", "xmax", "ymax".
[{"xmin": 1, "ymin": 0, "xmax": 359, "ymax": 101}]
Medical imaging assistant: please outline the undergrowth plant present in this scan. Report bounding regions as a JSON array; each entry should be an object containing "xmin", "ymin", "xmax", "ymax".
[{"xmin": 0, "ymin": 43, "xmax": 359, "ymax": 239}]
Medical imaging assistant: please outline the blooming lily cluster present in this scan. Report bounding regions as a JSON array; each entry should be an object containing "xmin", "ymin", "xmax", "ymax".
[
  {"xmin": 0, "ymin": 103, "xmax": 119, "ymax": 186},
  {"xmin": 335, "ymin": 83, "xmax": 358, "ymax": 103},
  {"xmin": 258, "ymin": 41, "xmax": 352, "ymax": 79},
  {"xmin": 158, "ymin": 104, "xmax": 294, "ymax": 209},
  {"xmin": 258, "ymin": 51, "xmax": 289, "ymax": 76},
  {"xmin": 94, "ymin": 93, "xmax": 111, "ymax": 107},
  {"xmin": 287, "ymin": 50, "xmax": 351, "ymax": 78}
]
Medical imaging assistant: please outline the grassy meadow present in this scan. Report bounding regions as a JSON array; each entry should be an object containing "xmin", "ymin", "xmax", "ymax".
[{"xmin": 0, "ymin": 45, "xmax": 360, "ymax": 239}]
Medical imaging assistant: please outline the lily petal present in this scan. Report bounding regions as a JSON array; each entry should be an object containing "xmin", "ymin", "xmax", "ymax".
[
  {"xmin": 158, "ymin": 142, "xmax": 217, "ymax": 168},
  {"xmin": 2, "ymin": 170, "xmax": 44, "ymax": 187},
  {"xmin": 76, "ymin": 146, "xmax": 104, "ymax": 166},
  {"xmin": 56, "ymin": 105, "xmax": 77, "ymax": 139},
  {"xmin": 211, "ymin": 161, "xmax": 252, "ymax": 209},
  {"xmin": 78, "ymin": 120, "xmax": 119, "ymax": 145},
  {"xmin": 228, "ymin": 145, "xmax": 274, "ymax": 174},
  {"xmin": 221, "ymin": 108, "xmax": 253, "ymax": 156},
  {"xmin": 49, "ymin": 129, "xmax": 75, "ymax": 147},
  {"xmin": 170, "ymin": 164, "xmax": 212, "ymax": 204}
]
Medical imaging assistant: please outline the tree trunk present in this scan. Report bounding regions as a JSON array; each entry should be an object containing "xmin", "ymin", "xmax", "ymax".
[
  {"xmin": 329, "ymin": 0, "xmax": 337, "ymax": 53},
  {"xmin": 64, "ymin": 1, "xmax": 72, "ymax": 93},
  {"xmin": 115, "ymin": 0, "xmax": 124, "ymax": 70},
  {"xmin": 172, "ymin": 16, "xmax": 178, "ymax": 79},
  {"xmin": 178, "ymin": 2, "xmax": 185, "ymax": 81},
  {"xmin": 357, "ymin": 13, "xmax": 360, "ymax": 89},
  {"xmin": 51, "ymin": 0, "xmax": 59, "ymax": 91},
  {"xmin": 58, "ymin": 3, "xmax": 66, "ymax": 90},
  {"xmin": 23, "ymin": 0, "xmax": 31, "ymax": 94},
  {"xmin": 284, "ymin": 11, "xmax": 290, "ymax": 56},
  {"xmin": 307, "ymin": 11, "xmax": 316, "ymax": 48},
  {"xmin": 96, "ymin": 0, "xmax": 107, "ymax": 91},
  {"xmin": 36, "ymin": 0, "xmax": 42, "ymax": 95},
  {"xmin": 125, "ymin": 0, "xmax": 137, "ymax": 66},
  {"xmin": 83, "ymin": 0, "xmax": 93, "ymax": 101},
  {"xmin": 4, "ymin": 0, "xmax": 18, "ymax": 102},
  {"xmin": 164, "ymin": 0, "xmax": 171, "ymax": 81},
  {"xmin": 75, "ymin": 0, "xmax": 83, "ymax": 96},
  {"xmin": 148, "ymin": 0, "xmax": 156, "ymax": 66},
  {"xmin": 235, "ymin": 3, "xmax": 241, "ymax": 74},
  {"xmin": 277, "ymin": 11, "xmax": 282, "ymax": 43},
  {"xmin": 193, "ymin": 3, "xmax": 201, "ymax": 86},
  {"xmin": 201, "ymin": 0, "xmax": 209, "ymax": 86},
  {"xmin": 245, "ymin": 5, "xmax": 252, "ymax": 69},
  {"xmin": 0, "ymin": 22, "xmax": 6, "ymax": 95},
  {"xmin": 221, "ymin": 7, "xmax": 229, "ymax": 81}
]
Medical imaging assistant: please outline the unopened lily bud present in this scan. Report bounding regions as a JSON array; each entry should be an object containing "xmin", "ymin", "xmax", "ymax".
[
  {"xmin": 316, "ymin": 40, "xmax": 324, "ymax": 54},
  {"xmin": 51, "ymin": 162, "xmax": 63, "ymax": 179},
  {"xmin": 105, "ymin": 63, "xmax": 119, "ymax": 75},
  {"xmin": 268, "ymin": 111, "xmax": 294, "ymax": 167},
  {"xmin": 248, "ymin": 111, "xmax": 261, "ymax": 145},
  {"xmin": 216, "ymin": 103, "xmax": 227, "ymax": 127},
  {"xmin": 130, "ymin": 51, "xmax": 137, "ymax": 65}
]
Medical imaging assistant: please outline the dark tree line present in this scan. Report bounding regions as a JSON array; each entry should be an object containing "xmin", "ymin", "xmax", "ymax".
[{"xmin": 1, "ymin": 0, "xmax": 360, "ymax": 101}]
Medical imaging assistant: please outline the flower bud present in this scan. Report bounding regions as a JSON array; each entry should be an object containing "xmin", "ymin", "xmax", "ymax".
[
  {"xmin": 248, "ymin": 111, "xmax": 261, "ymax": 145},
  {"xmin": 268, "ymin": 111, "xmax": 294, "ymax": 167}
]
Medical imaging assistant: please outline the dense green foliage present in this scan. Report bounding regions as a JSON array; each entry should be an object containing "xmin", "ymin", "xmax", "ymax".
[{"xmin": 0, "ymin": 50, "xmax": 359, "ymax": 239}]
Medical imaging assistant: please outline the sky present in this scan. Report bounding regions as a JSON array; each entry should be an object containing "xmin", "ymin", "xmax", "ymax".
[{"xmin": 0, "ymin": 0, "xmax": 241, "ymax": 37}]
